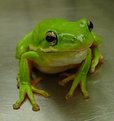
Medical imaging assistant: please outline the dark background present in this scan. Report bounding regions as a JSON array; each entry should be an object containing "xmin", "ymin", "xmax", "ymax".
[{"xmin": 0, "ymin": 0, "xmax": 114, "ymax": 121}]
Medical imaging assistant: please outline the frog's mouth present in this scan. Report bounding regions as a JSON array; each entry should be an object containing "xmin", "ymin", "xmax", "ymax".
[{"xmin": 39, "ymin": 44, "xmax": 91, "ymax": 54}]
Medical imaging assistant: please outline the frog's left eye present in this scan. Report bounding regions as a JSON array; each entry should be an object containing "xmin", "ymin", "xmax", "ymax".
[
  {"xmin": 45, "ymin": 31, "xmax": 57, "ymax": 46},
  {"xmin": 88, "ymin": 21, "xmax": 93, "ymax": 31}
]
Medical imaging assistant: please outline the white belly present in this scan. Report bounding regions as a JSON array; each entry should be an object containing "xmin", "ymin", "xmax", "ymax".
[{"xmin": 36, "ymin": 49, "xmax": 88, "ymax": 73}]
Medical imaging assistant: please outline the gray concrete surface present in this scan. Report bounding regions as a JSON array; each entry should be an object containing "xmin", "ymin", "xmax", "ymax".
[{"xmin": 0, "ymin": 0, "xmax": 114, "ymax": 121}]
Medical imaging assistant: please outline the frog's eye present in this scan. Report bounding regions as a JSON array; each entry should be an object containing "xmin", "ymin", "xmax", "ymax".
[
  {"xmin": 88, "ymin": 21, "xmax": 93, "ymax": 31},
  {"xmin": 45, "ymin": 31, "xmax": 57, "ymax": 46}
]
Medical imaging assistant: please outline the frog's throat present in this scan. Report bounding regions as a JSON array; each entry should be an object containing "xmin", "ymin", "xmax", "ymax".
[{"xmin": 36, "ymin": 48, "xmax": 88, "ymax": 73}]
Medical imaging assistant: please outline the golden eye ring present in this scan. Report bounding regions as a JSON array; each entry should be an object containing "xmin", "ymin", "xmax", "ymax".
[{"xmin": 45, "ymin": 31, "xmax": 58, "ymax": 46}]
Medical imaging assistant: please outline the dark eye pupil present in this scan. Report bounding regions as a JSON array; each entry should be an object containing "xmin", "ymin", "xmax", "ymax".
[
  {"xmin": 46, "ymin": 36, "xmax": 56, "ymax": 42},
  {"xmin": 45, "ymin": 31, "xmax": 57, "ymax": 46},
  {"xmin": 88, "ymin": 21, "xmax": 93, "ymax": 31}
]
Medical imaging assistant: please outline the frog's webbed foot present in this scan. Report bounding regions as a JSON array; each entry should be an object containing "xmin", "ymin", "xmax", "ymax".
[
  {"xmin": 65, "ymin": 75, "xmax": 90, "ymax": 100},
  {"xmin": 13, "ymin": 83, "xmax": 49, "ymax": 111},
  {"xmin": 13, "ymin": 83, "xmax": 39, "ymax": 111},
  {"xmin": 59, "ymin": 72, "xmax": 89, "ymax": 99}
]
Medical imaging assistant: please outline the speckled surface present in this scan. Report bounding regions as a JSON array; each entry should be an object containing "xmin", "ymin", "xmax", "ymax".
[{"xmin": 0, "ymin": 0, "xmax": 114, "ymax": 121}]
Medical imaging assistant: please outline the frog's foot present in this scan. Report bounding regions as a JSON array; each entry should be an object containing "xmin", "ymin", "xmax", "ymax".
[
  {"xmin": 65, "ymin": 78, "xmax": 90, "ymax": 100},
  {"xmin": 13, "ymin": 83, "xmax": 49, "ymax": 111},
  {"xmin": 58, "ymin": 74, "xmax": 75, "ymax": 86}
]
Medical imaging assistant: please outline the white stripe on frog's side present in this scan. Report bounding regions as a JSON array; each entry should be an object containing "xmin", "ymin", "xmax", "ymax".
[{"xmin": 37, "ymin": 49, "xmax": 88, "ymax": 74}]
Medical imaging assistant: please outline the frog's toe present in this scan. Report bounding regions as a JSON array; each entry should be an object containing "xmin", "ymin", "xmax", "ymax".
[
  {"xmin": 80, "ymin": 79, "xmax": 90, "ymax": 100},
  {"xmin": 13, "ymin": 103, "xmax": 20, "ymax": 110},
  {"xmin": 99, "ymin": 56, "xmax": 104, "ymax": 64},
  {"xmin": 31, "ymin": 77, "xmax": 43, "ymax": 86},
  {"xmin": 40, "ymin": 91, "xmax": 50, "ymax": 98},
  {"xmin": 83, "ymin": 91, "xmax": 90, "ymax": 100},
  {"xmin": 58, "ymin": 80, "xmax": 66, "ymax": 86},
  {"xmin": 65, "ymin": 93, "xmax": 72, "ymax": 100},
  {"xmin": 32, "ymin": 86, "xmax": 50, "ymax": 98},
  {"xmin": 32, "ymin": 104, "xmax": 40, "ymax": 111},
  {"xmin": 58, "ymin": 74, "xmax": 75, "ymax": 86},
  {"xmin": 90, "ymin": 68, "xmax": 95, "ymax": 73},
  {"xmin": 44, "ymin": 92, "xmax": 50, "ymax": 98},
  {"xmin": 84, "ymin": 95, "xmax": 90, "ymax": 101}
]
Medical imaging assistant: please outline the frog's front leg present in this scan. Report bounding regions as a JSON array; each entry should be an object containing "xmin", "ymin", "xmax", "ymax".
[
  {"xmin": 90, "ymin": 33, "xmax": 104, "ymax": 73},
  {"xmin": 66, "ymin": 48, "xmax": 92, "ymax": 99},
  {"xmin": 90, "ymin": 47, "xmax": 104, "ymax": 73},
  {"xmin": 13, "ymin": 51, "xmax": 49, "ymax": 111}
]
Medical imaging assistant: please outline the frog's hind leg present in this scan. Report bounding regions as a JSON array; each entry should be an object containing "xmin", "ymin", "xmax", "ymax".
[{"xmin": 90, "ymin": 47, "xmax": 104, "ymax": 73}]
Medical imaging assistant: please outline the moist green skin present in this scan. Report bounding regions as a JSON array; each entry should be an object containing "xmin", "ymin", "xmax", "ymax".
[{"xmin": 13, "ymin": 18, "xmax": 103, "ymax": 111}]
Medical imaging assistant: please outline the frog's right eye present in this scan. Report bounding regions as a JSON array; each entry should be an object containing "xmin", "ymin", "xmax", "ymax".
[
  {"xmin": 88, "ymin": 21, "xmax": 93, "ymax": 31},
  {"xmin": 45, "ymin": 31, "xmax": 58, "ymax": 46}
]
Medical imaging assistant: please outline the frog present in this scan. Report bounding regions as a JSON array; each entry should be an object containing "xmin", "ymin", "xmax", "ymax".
[{"xmin": 13, "ymin": 18, "xmax": 103, "ymax": 111}]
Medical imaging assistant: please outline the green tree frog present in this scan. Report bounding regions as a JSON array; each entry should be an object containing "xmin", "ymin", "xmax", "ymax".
[{"xmin": 13, "ymin": 18, "xmax": 103, "ymax": 111}]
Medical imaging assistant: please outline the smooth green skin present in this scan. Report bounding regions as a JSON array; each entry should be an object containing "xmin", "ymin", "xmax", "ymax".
[{"xmin": 13, "ymin": 18, "xmax": 103, "ymax": 111}]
